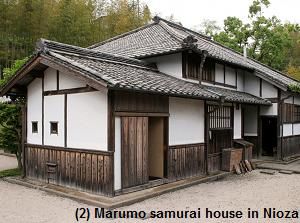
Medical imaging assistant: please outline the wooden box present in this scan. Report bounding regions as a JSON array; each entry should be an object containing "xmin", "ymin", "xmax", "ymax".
[
  {"xmin": 234, "ymin": 139, "xmax": 254, "ymax": 161},
  {"xmin": 222, "ymin": 148, "xmax": 243, "ymax": 172}
]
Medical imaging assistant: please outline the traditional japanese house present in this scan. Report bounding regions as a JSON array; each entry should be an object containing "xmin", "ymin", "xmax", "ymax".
[{"xmin": 1, "ymin": 16, "xmax": 300, "ymax": 197}]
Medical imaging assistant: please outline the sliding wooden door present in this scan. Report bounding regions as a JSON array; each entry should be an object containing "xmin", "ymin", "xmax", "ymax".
[{"xmin": 121, "ymin": 117, "xmax": 148, "ymax": 189}]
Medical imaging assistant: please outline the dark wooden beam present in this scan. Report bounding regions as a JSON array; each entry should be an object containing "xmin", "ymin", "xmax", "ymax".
[
  {"xmin": 64, "ymin": 94, "xmax": 67, "ymax": 148},
  {"xmin": 43, "ymin": 86, "xmax": 96, "ymax": 96},
  {"xmin": 204, "ymin": 101, "xmax": 209, "ymax": 175},
  {"xmin": 107, "ymin": 90, "xmax": 115, "ymax": 152},
  {"xmin": 114, "ymin": 112, "xmax": 169, "ymax": 117},
  {"xmin": 57, "ymin": 70, "xmax": 60, "ymax": 90},
  {"xmin": 42, "ymin": 75, "xmax": 45, "ymax": 145}
]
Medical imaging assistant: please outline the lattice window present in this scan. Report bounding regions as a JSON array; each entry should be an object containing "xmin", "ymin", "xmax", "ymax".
[
  {"xmin": 294, "ymin": 105, "xmax": 300, "ymax": 122},
  {"xmin": 208, "ymin": 105, "xmax": 232, "ymax": 129},
  {"xmin": 282, "ymin": 103, "xmax": 293, "ymax": 123},
  {"xmin": 182, "ymin": 52, "xmax": 215, "ymax": 81}
]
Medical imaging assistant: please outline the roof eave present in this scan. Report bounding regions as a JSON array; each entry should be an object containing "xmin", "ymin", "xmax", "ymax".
[
  {"xmin": 0, "ymin": 54, "xmax": 41, "ymax": 97},
  {"xmin": 254, "ymin": 70, "xmax": 287, "ymax": 91}
]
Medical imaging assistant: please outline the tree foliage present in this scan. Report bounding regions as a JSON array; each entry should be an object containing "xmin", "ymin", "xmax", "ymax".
[
  {"xmin": 0, "ymin": 0, "xmax": 151, "ymax": 70},
  {"xmin": 0, "ymin": 102, "xmax": 23, "ymax": 169},
  {"xmin": 0, "ymin": 58, "xmax": 28, "ymax": 169},
  {"xmin": 201, "ymin": 0, "xmax": 299, "ymax": 74},
  {"xmin": 0, "ymin": 57, "xmax": 28, "ymax": 87}
]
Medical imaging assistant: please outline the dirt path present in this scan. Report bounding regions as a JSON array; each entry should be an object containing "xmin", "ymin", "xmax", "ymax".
[
  {"xmin": 0, "ymin": 171, "xmax": 299, "ymax": 223},
  {"xmin": 0, "ymin": 155, "xmax": 18, "ymax": 171}
]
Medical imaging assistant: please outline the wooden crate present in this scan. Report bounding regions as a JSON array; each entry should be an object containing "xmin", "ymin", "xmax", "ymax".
[{"xmin": 222, "ymin": 148, "xmax": 243, "ymax": 172}]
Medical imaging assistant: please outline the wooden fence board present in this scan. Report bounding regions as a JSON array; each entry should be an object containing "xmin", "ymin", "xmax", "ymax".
[
  {"xmin": 168, "ymin": 143, "xmax": 205, "ymax": 181},
  {"xmin": 25, "ymin": 144, "xmax": 114, "ymax": 196}
]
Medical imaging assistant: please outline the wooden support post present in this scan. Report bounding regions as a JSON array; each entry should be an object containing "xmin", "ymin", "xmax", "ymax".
[
  {"xmin": 21, "ymin": 104, "xmax": 27, "ymax": 178},
  {"xmin": 204, "ymin": 101, "xmax": 209, "ymax": 175},
  {"xmin": 199, "ymin": 50, "xmax": 208, "ymax": 85},
  {"xmin": 257, "ymin": 105, "xmax": 261, "ymax": 158},
  {"xmin": 107, "ymin": 90, "xmax": 115, "ymax": 152}
]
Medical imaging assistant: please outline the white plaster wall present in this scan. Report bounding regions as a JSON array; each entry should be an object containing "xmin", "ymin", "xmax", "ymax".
[
  {"xmin": 293, "ymin": 123, "xmax": 300, "ymax": 135},
  {"xmin": 283, "ymin": 124, "xmax": 293, "ymax": 136},
  {"xmin": 169, "ymin": 97, "xmax": 204, "ymax": 145},
  {"xmin": 244, "ymin": 105, "xmax": 257, "ymax": 136},
  {"xmin": 260, "ymin": 103, "xmax": 278, "ymax": 116},
  {"xmin": 237, "ymin": 69, "xmax": 244, "ymax": 91},
  {"xmin": 114, "ymin": 117, "xmax": 121, "ymax": 191},
  {"xmin": 294, "ymin": 95, "xmax": 300, "ymax": 105},
  {"xmin": 261, "ymin": 80, "xmax": 277, "ymax": 98},
  {"xmin": 44, "ymin": 67, "xmax": 57, "ymax": 91},
  {"xmin": 145, "ymin": 53, "xmax": 182, "ymax": 79},
  {"xmin": 44, "ymin": 95, "xmax": 65, "ymax": 147},
  {"xmin": 27, "ymin": 78, "xmax": 43, "ymax": 144},
  {"xmin": 59, "ymin": 71, "xmax": 86, "ymax": 89},
  {"xmin": 225, "ymin": 66, "xmax": 236, "ymax": 86},
  {"xmin": 215, "ymin": 63, "xmax": 224, "ymax": 83},
  {"xmin": 234, "ymin": 104, "xmax": 242, "ymax": 139},
  {"xmin": 67, "ymin": 90, "xmax": 107, "ymax": 150},
  {"xmin": 244, "ymin": 72, "xmax": 260, "ymax": 97}
]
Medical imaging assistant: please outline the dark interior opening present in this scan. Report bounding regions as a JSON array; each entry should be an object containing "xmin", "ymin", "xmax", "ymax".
[
  {"xmin": 261, "ymin": 117, "xmax": 277, "ymax": 156},
  {"xmin": 148, "ymin": 117, "xmax": 167, "ymax": 180}
]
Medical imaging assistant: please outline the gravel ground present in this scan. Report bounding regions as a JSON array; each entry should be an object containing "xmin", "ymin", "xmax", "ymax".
[
  {"xmin": 0, "ymin": 170, "xmax": 299, "ymax": 223},
  {"xmin": 0, "ymin": 155, "xmax": 18, "ymax": 171}
]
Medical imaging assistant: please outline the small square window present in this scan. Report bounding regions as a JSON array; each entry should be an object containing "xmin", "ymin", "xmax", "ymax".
[
  {"xmin": 32, "ymin": 122, "xmax": 38, "ymax": 133},
  {"xmin": 50, "ymin": 122, "xmax": 58, "ymax": 134}
]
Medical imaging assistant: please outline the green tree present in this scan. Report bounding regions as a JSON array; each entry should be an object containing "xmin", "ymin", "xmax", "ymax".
[
  {"xmin": 210, "ymin": 0, "xmax": 295, "ymax": 71},
  {"xmin": 200, "ymin": 19, "xmax": 220, "ymax": 37},
  {"xmin": 0, "ymin": 102, "xmax": 23, "ymax": 169},
  {"xmin": 0, "ymin": 58, "xmax": 28, "ymax": 169}
]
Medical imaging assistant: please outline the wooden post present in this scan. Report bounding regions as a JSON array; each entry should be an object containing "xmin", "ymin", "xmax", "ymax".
[
  {"xmin": 199, "ymin": 50, "xmax": 208, "ymax": 85},
  {"xmin": 204, "ymin": 101, "xmax": 209, "ymax": 175},
  {"xmin": 21, "ymin": 104, "xmax": 27, "ymax": 178},
  {"xmin": 257, "ymin": 105, "xmax": 261, "ymax": 158}
]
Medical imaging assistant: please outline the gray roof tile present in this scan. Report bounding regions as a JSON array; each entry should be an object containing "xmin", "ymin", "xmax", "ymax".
[
  {"xmin": 38, "ymin": 39, "xmax": 271, "ymax": 105},
  {"xmin": 90, "ymin": 17, "xmax": 298, "ymax": 88}
]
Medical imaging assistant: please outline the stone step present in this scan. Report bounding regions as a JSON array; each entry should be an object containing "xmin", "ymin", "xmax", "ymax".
[
  {"xmin": 260, "ymin": 170, "xmax": 276, "ymax": 175},
  {"xmin": 279, "ymin": 170, "xmax": 293, "ymax": 175}
]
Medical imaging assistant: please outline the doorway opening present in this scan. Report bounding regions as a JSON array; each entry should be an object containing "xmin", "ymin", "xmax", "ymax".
[
  {"xmin": 261, "ymin": 116, "xmax": 277, "ymax": 157},
  {"xmin": 148, "ymin": 117, "xmax": 167, "ymax": 181}
]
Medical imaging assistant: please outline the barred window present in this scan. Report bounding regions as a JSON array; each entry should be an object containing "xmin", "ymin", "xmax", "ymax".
[
  {"xmin": 294, "ymin": 105, "xmax": 300, "ymax": 122},
  {"xmin": 182, "ymin": 52, "xmax": 215, "ymax": 81}
]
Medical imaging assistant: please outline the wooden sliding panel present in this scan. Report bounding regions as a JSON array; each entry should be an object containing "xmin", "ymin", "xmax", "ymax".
[
  {"xmin": 282, "ymin": 135, "xmax": 300, "ymax": 158},
  {"xmin": 25, "ymin": 144, "xmax": 114, "ymax": 196},
  {"xmin": 168, "ymin": 143, "xmax": 205, "ymax": 181},
  {"xmin": 121, "ymin": 117, "xmax": 148, "ymax": 189},
  {"xmin": 207, "ymin": 105, "xmax": 233, "ymax": 172}
]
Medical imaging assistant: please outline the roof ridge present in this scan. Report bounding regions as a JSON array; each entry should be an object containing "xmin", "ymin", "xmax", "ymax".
[
  {"xmin": 37, "ymin": 38, "xmax": 155, "ymax": 69},
  {"xmin": 153, "ymin": 16, "xmax": 212, "ymax": 41},
  {"xmin": 87, "ymin": 23, "xmax": 156, "ymax": 49},
  {"xmin": 158, "ymin": 20, "xmax": 186, "ymax": 42}
]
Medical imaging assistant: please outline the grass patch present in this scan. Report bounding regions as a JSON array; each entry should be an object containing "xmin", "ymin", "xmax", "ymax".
[{"xmin": 0, "ymin": 168, "xmax": 21, "ymax": 178}]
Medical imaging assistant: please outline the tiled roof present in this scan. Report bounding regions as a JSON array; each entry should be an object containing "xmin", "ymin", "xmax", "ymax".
[
  {"xmin": 89, "ymin": 16, "xmax": 298, "ymax": 89},
  {"xmin": 35, "ymin": 39, "xmax": 271, "ymax": 105}
]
